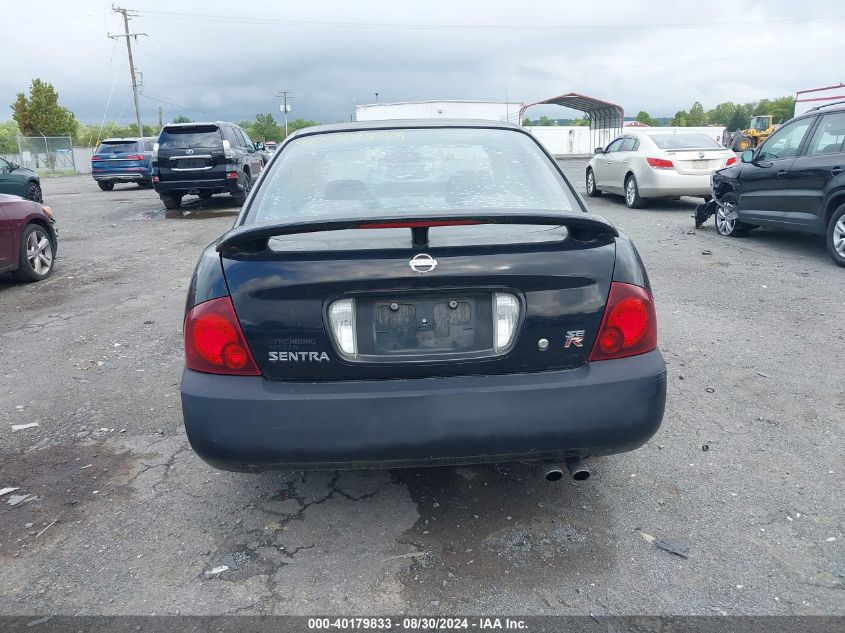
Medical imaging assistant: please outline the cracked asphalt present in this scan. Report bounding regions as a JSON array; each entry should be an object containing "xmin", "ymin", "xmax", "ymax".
[{"xmin": 1, "ymin": 161, "xmax": 842, "ymax": 616}]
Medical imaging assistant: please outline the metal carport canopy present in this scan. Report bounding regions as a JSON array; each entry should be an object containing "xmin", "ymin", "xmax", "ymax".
[{"xmin": 520, "ymin": 92, "xmax": 624, "ymax": 150}]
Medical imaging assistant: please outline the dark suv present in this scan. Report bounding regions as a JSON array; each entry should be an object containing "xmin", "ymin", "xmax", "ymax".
[
  {"xmin": 708, "ymin": 102, "xmax": 845, "ymax": 266},
  {"xmin": 152, "ymin": 122, "xmax": 264, "ymax": 209}
]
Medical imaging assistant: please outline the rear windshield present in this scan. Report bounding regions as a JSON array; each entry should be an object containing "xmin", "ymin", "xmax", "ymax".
[
  {"xmin": 648, "ymin": 133, "xmax": 721, "ymax": 150},
  {"xmin": 158, "ymin": 126, "xmax": 222, "ymax": 149},
  {"xmin": 96, "ymin": 141, "xmax": 138, "ymax": 154},
  {"xmin": 246, "ymin": 128, "xmax": 573, "ymax": 224}
]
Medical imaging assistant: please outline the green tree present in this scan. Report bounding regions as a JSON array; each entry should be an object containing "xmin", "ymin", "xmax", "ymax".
[
  {"xmin": 172, "ymin": 115, "xmax": 191, "ymax": 124},
  {"xmin": 766, "ymin": 96, "xmax": 796, "ymax": 124},
  {"xmin": 0, "ymin": 120, "xmax": 20, "ymax": 153},
  {"xmin": 537, "ymin": 115, "xmax": 556, "ymax": 126},
  {"xmin": 12, "ymin": 79, "xmax": 77, "ymax": 137},
  {"xmin": 251, "ymin": 113, "xmax": 282, "ymax": 141},
  {"xmin": 687, "ymin": 101, "xmax": 708, "ymax": 126},
  {"xmin": 635, "ymin": 110, "xmax": 655, "ymax": 126},
  {"xmin": 670, "ymin": 110, "xmax": 688, "ymax": 127}
]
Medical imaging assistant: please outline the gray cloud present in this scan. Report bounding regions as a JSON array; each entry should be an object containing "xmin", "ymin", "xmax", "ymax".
[{"xmin": 2, "ymin": 0, "xmax": 843, "ymax": 126}]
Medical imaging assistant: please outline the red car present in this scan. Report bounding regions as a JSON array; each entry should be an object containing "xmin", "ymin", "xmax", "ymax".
[{"xmin": 0, "ymin": 194, "xmax": 57, "ymax": 282}]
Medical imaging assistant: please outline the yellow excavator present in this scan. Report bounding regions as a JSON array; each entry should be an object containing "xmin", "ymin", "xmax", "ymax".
[{"xmin": 729, "ymin": 115, "xmax": 776, "ymax": 151}]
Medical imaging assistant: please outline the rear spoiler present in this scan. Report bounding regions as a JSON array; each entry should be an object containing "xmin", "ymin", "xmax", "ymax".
[{"xmin": 217, "ymin": 212, "xmax": 618, "ymax": 253}]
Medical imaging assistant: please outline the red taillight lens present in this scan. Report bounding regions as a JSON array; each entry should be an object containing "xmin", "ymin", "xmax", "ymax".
[
  {"xmin": 151, "ymin": 175, "xmax": 159, "ymax": 183},
  {"xmin": 726, "ymin": 156, "xmax": 737, "ymax": 166},
  {"xmin": 646, "ymin": 157, "xmax": 674, "ymax": 169},
  {"xmin": 588, "ymin": 282, "xmax": 657, "ymax": 361},
  {"xmin": 91, "ymin": 156, "xmax": 103, "ymax": 162},
  {"xmin": 226, "ymin": 172, "xmax": 239, "ymax": 179},
  {"xmin": 184, "ymin": 297, "xmax": 260, "ymax": 376},
  {"xmin": 125, "ymin": 154, "xmax": 144, "ymax": 161},
  {"xmin": 357, "ymin": 220, "xmax": 481, "ymax": 229}
]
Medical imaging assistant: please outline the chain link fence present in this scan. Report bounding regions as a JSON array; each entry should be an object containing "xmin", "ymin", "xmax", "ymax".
[{"xmin": 8, "ymin": 135, "xmax": 78, "ymax": 176}]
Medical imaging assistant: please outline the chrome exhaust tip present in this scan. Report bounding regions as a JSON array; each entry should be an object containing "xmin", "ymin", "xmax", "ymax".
[{"xmin": 564, "ymin": 456, "xmax": 590, "ymax": 481}]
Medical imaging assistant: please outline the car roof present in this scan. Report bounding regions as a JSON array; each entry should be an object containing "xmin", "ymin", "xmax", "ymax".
[
  {"xmin": 292, "ymin": 119, "xmax": 524, "ymax": 137},
  {"xmin": 101, "ymin": 137, "xmax": 146, "ymax": 142}
]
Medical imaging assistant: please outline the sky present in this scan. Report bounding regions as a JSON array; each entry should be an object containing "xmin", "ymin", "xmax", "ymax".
[{"xmin": 2, "ymin": 0, "xmax": 843, "ymax": 127}]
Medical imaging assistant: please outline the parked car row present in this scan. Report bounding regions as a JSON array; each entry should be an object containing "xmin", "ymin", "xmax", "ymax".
[
  {"xmin": 587, "ymin": 101, "xmax": 845, "ymax": 266},
  {"xmin": 91, "ymin": 122, "xmax": 275, "ymax": 210}
]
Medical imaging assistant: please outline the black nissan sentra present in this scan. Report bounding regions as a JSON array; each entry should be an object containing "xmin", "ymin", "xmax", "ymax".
[{"xmin": 180, "ymin": 120, "xmax": 667, "ymax": 479}]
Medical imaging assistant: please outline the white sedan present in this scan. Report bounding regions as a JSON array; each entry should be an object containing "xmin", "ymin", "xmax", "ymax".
[{"xmin": 586, "ymin": 131, "xmax": 737, "ymax": 208}]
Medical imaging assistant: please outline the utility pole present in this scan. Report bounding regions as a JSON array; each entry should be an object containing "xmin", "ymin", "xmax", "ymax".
[
  {"xmin": 158, "ymin": 106, "xmax": 163, "ymax": 130},
  {"xmin": 275, "ymin": 91, "xmax": 293, "ymax": 137},
  {"xmin": 109, "ymin": 6, "xmax": 146, "ymax": 137}
]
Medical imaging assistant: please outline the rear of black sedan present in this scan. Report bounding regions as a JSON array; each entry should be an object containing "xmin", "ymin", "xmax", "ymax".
[{"xmin": 180, "ymin": 121, "xmax": 666, "ymax": 474}]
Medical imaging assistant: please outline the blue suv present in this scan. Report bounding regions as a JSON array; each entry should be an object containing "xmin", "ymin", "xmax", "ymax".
[{"xmin": 91, "ymin": 137, "xmax": 155, "ymax": 191}]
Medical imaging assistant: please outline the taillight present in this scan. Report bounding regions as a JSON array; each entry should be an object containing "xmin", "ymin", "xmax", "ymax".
[
  {"xmin": 726, "ymin": 156, "xmax": 737, "ymax": 166},
  {"xmin": 125, "ymin": 154, "xmax": 144, "ymax": 161},
  {"xmin": 493, "ymin": 292, "xmax": 520, "ymax": 352},
  {"xmin": 151, "ymin": 175, "xmax": 159, "ymax": 183},
  {"xmin": 184, "ymin": 297, "xmax": 260, "ymax": 376},
  {"xmin": 646, "ymin": 157, "xmax": 674, "ymax": 169},
  {"xmin": 327, "ymin": 298, "xmax": 357, "ymax": 358},
  {"xmin": 91, "ymin": 156, "xmax": 103, "ymax": 162},
  {"xmin": 588, "ymin": 282, "xmax": 657, "ymax": 362},
  {"xmin": 223, "ymin": 139, "xmax": 235, "ymax": 160}
]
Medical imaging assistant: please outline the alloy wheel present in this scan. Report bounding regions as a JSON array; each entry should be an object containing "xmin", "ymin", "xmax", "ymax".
[
  {"xmin": 716, "ymin": 203, "xmax": 736, "ymax": 235},
  {"xmin": 27, "ymin": 229, "xmax": 53, "ymax": 276},
  {"xmin": 587, "ymin": 171, "xmax": 595, "ymax": 193},
  {"xmin": 834, "ymin": 217, "xmax": 845, "ymax": 256},
  {"xmin": 626, "ymin": 179, "xmax": 636, "ymax": 206}
]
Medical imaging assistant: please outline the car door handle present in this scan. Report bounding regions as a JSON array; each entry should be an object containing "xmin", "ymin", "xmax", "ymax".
[
  {"xmin": 777, "ymin": 170, "xmax": 788, "ymax": 178},
  {"xmin": 832, "ymin": 166, "xmax": 843, "ymax": 176}
]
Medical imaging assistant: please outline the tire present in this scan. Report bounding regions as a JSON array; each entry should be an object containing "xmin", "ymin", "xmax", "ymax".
[
  {"xmin": 12, "ymin": 223, "xmax": 55, "ymax": 282},
  {"xmin": 733, "ymin": 136, "xmax": 753, "ymax": 152},
  {"xmin": 139, "ymin": 180, "xmax": 153, "ymax": 189},
  {"xmin": 231, "ymin": 170, "xmax": 251, "ymax": 205},
  {"xmin": 826, "ymin": 203, "xmax": 845, "ymax": 267},
  {"xmin": 160, "ymin": 193, "xmax": 182, "ymax": 210},
  {"xmin": 98, "ymin": 181, "xmax": 114, "ymax": 191},
  {"xmin": 25, "ymin": 180, "xmax": 43, "ymax": 202},
  {"xmin": 586, "ymin": 168, "xmax": 601, "ymax": 197},
  {"xmin": 198, "ymin": 191, "xmax": 213, "ymax": 200},
  {"xmin": 624, "ymin": 174, "xmax": 644, "ymax": 209},
  {"xmin": 714, "ymin": 193, "xmax": 752, "ymax": 237}
]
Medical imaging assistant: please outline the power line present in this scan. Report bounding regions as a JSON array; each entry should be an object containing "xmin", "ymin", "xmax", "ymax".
[
  {"xmin": 139, "ymin": 93, "xmax": 240, "ymax": 121},
  {"xmin": 139, "ymin": 10, "xmax": 845, "ymax": 31}
]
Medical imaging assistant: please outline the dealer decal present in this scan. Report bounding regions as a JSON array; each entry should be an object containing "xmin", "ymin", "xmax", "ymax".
[{"xmin": 269, "ymin": 351, "xmax": 331, "ymax": 362}]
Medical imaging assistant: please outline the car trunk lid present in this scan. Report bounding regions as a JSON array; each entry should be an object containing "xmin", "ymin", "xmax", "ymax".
[
  {"xmin": 666, "ymin": 149, "xmax": 733, "ymax": 175},
  {"xmin": 156, "ymin": 125, "xmax": 226, "ymax": 181},
  {"xmin": 218, "ymin": 213, "xmax": 618, "ymax": 381}
]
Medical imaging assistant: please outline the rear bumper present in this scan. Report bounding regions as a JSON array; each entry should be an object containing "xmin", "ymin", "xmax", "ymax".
[
  {"xmin": 154, "ymin": 176, "xmax": 239, "ymax": 194},
  {"xmin": 180, "ymin": 350, "xmax": 667, "ymax": 471},
  {"xmin": 635, "ymin": 169, "xmax": 712, "ymax": 197},
  {"xmin": 92, "ymin": 172, "xmax": 149, "ymax": 182}
]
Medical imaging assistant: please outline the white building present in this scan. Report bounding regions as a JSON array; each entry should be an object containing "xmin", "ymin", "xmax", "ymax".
[{"xmin": 354, "ymin": 100, "xmax": 523, "ymax": 124}]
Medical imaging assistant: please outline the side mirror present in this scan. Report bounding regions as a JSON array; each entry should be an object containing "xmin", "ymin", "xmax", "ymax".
[
  {"xmin": 740, "ymin": 149, "xmax": 754, "ymax": 163},
  {"xmin": 9, "ymin": 162, "xmax": 19, "ymax": 171},
  {"xmin": 594, "ymin": 147, "xmax": 604, "ymax": 155}
]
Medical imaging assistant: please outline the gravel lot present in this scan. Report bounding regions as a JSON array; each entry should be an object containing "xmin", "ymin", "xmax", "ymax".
[{"xmin": 1, "ymin": 160, "xmax": 842, "ymax": 616}]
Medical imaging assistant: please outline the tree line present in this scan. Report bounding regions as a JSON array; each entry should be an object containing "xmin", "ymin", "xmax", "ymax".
[
  {"xmin": 1, "ymin": 78, "xmax": 319, "ymax": 154},
  {"xmin": 526, "ymin": 96, "xmax": 796, "ymax": 130}
]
